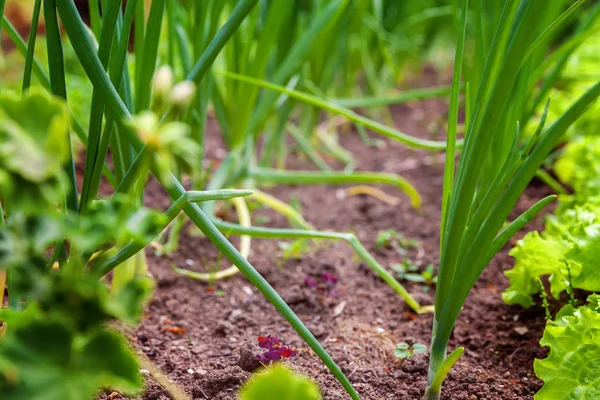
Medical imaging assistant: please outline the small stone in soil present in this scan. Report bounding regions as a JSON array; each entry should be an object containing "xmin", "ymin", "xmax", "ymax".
[
  {"xmin": 228, "ymin": 309, "xmax": 245, "ymax": 324},
  {"xmin": 137, "ymin": 334, "xmax": 149, "ymax": 344},
  {"xmin": 282, "ymin": 285, "xmax": 306, "ymax": 305},
  {"xmin": 146, "ymin": 350, "xmax": 157, "ymax": 358},
  {"xmin": 242, "ymin": 286, "xmax": 253, "ymax": 296},
  {"xmin": 514, "ymin": 326, "xmax": 529, "ymax": 335},
  {"xmin": 215, "ymin": 320, "xmax": 234, "ymax": 336}
]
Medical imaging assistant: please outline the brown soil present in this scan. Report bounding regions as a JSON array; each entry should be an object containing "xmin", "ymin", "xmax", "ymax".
[{"xmin": 109, "ymin": 95, "xmax": 554, "ymax": 400}]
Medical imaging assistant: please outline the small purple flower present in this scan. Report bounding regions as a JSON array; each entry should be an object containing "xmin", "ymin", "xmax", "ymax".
[
  {"xmin": 321, "ymin": 272, "xmax": 337, "ymax": 285},
  {"xmin": 304, "ymin": 276, "xmax": 318, "ymax": 288},
  {"xmin": 255, "ymin": 335, "xmax": 296, "ymax": 365},
  {"xmin": 258, "ymin": 335, "xmax": 280, "ymax": 350},
  {"xmin": 255, "ymin": 349, "xmax": 282, "ymax": 363}
]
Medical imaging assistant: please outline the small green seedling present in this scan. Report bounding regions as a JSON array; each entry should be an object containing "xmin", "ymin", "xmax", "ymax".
[
  {"xmin": 278, "ymin": 239, "xmax": 312, "ymax": 261},
  {"xmin": 394, "ymin": 342, "xmax": 428, "ymax": 361},
  {"xmin": 391, "ymin": 261, "xmax": 437, "ymax": 292},
  {"xmin": 375, "ymin": 229, "xmax": 421, "ymax": 256}
]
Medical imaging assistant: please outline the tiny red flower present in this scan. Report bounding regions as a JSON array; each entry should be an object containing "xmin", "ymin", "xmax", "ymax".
[
  {"xmin": 278, "ymin": 347, "xmax": 297, "ymax": 358},
  {"xmin": 258, "ymin": 335, "xmax": 280, "ymax": 350}
]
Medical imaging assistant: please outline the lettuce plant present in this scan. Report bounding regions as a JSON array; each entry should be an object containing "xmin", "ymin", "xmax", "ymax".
[
  {"xmin": 534, "ymin": 297, "xmax": 600, "ymax": 399},
  {"xmin": 504, "ymin": 134, "xmax": 600, "ymax": 307},
  {"xmin": 503, "ymin": 206, "xmax": 600, "ymax": 307}
]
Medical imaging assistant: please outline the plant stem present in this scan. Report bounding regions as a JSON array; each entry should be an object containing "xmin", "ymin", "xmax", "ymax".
[
  {"xmin": 22, "ymin": 0, "xmax": 42, "ymax": 92},
  {"xmin": 0, "ymin": 0, "xmax": 5, "ymax": 38},
  {"xmin": 249, "ymin": 167, "xmax": 420, "ymax": 208},
  {"xmin": 44, "ymin": 0, "xmax": 79, "ymax": 211}
]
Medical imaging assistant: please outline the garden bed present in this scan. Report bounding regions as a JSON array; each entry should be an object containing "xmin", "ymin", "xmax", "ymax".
[{"xmin": 124, "ymin": 99, "xmax": 551, "ymax": 400}]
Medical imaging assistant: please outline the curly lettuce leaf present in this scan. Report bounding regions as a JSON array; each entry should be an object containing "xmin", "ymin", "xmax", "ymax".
[
  {"xmin": 503, "ymin": 202, "xmax": 600, "ymax": 308},
  {"xmin": 564, "ymin": 234, "xmax": 600, "ymax": 292},
  {"xmin": 554, "ymin": 137, "xmax": 600, "ymax": 196},
  {"xmin": 503, "ymin": 231, "xmax": 571, "ymax": 307},
  {"xmin": 534, "ymin": 306, "xmax": 600, "ymax": 400}
]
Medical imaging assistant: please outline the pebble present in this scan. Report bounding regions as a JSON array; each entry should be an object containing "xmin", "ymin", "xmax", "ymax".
[
  {"xmin": 228, "ymin": 309, "xmax": 245, "ymax": 324},
  {"xmin": 242, "ymin": 286, "xmax": 253, "ymax": 296},
  {"xmin": 375, "ymin": 327, "xmax": 385, "ymax": 333},
  {"xmin": 187, "ymin": 368, "xmax": 195, "ymax": 375},
  {"xmin": 146, "ymin": 350, "xmax": 157, "ymax": 358},
  {"xmin": 140, "ymin": 369, "xmax": 150, "ymax": 376},
  {"xmin": 215, "ymin": 320, "xmax": 234, "ymax": 336},
  {"xmin": 137, "ymin": 335, "xmax": 149, "ymax": 344},
  {"xmin": 282, "ymin": 285, "xmax": 306, "ymax": 305},
  {"xmin": 514, "ymin": 326, "xmax": 529, "ymax": 335},
  {"xmin": 185, "ymin": 259, "xmax": 195, "ymax": 267}
]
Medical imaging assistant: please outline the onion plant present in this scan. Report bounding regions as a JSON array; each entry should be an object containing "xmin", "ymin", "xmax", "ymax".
[{"xmin": 427, "ymin": 0, "xmax": 600, "ymax": 398}]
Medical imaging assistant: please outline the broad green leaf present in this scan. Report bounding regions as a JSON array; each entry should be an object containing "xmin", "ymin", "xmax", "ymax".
[
  {"xmin": 0, "ymin": 314, "xmax": 141, "ymax": 400},
  {"xmin": 535, "ymin": 306, "xmax": 600, "ymax": 400},
  {"xmin": 105, "ymin": 277, "xmax": 154, "ymax": 325},
  {"xmin": 240, "ymin": 365, "xmax": 321, "ymax": 400},
  {"xmin": 0, "ymin": 89, "xmax": 70, "ymax": 211},
  {"xmin": 71, "ymin": 194, "xmax": 167, "ymax": 252},
  {"xmin": 564, "ymin": 234, "xmax": 600, "ymax": 291}
]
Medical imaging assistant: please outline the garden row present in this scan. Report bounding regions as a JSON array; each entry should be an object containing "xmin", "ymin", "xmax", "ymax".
[{"xmin": 0, "ymin": 1, "xmax": 599, "ymax": 399}]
